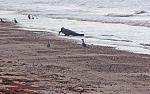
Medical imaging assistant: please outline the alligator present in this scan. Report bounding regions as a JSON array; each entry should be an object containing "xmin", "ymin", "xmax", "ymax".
[{"xmin": 59, "ymin": 27, "xmax": 84, "ymax": 36}]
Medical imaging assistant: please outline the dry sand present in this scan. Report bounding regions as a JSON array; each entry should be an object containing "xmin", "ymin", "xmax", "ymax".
[{"xmin": 0, "ymin": 21, "xmax": 150, "ymax": 94}]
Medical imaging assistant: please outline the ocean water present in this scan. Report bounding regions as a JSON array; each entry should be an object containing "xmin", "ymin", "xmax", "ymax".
[{"xmin": 0, "ymin": 0, "xmax": 150, "ymax": 54}]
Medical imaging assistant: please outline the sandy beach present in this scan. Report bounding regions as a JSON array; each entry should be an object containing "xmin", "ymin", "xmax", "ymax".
[{"xmin": 0, "ymin": 21, "xmax": 150, "ymax": 94}]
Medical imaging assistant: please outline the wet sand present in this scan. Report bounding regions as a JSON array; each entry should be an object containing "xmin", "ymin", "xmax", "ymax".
[{"xmin": 0, "ymin": 22, "xmax": 150, "ymax": 94}]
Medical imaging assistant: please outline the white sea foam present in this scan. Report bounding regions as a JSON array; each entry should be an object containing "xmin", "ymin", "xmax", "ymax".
[{"xmin": 0, "ymin": 0, "xmax": 150, "ymax": 54}]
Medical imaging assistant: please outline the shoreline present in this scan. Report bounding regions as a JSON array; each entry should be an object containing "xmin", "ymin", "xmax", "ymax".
[
  {"xmin": 17, "ymin": 26, "xmax": 150, "ymax": 56},
  {"xmin": 0, "ymin": 21, "xmax": 150, "ymax": 94},
  {"xmin": 1, "ymin": 9, "xmax": 150, "ymax": 55}
]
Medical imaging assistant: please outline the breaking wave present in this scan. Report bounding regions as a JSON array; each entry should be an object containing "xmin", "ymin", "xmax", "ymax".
[{"xmin": 106, "ymin": 13, "xmax": 133, "ymax": 17}]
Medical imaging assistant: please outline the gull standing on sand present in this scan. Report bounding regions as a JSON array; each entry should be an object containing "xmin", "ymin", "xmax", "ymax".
[
  {"xmin": 28, "ymin": 14, "xmax": 35, "ymax": 19},
  {"xmin": 28, "ymin": 14, "xmax": 31, "ymax": 19},
  {"xmin": 47, "ymin": 40, "xmax": 51, "ymax": 48},
  {"xmin": 32, "ymin": 15, "xmax": 34, "ymax": 19},
  {"xmin": 14, "ymin": 18, "xmax": 18, "ymax": 23},
  {"xmin": 81, "ymin": 39, "xmax": 87, "ymax": 47},
  {"xmin": 0, "ymin": 18, "xmax": 5, "ymax": 23}
]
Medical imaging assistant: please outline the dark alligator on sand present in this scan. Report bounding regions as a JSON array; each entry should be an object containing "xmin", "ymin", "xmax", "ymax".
[{"xmin": 59, "ymin": 27, "xmax": 84, "ymax": 36}]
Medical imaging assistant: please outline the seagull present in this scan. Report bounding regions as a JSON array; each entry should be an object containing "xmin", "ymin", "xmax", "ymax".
[
  {"xmin": 31, "ymin": 15, "xmax": 34, "ymax": 19},
  {"xmin": 14, "ymin": 18, "xmax": 18, "ymax": 23},
  {"xmin": 47, "ymin": 40, "xmax": 51, "ymax": 48},
  {"xmin": 81, "ymin": 39, "xmax": 87, "ymax": 47},
  {"xmin": 0, "ymin": 18, "xmax": 5, "ymax": 23},
  {"xmin": 28, "ymin": 14, "xmax": 31, "ymax": 19}
]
